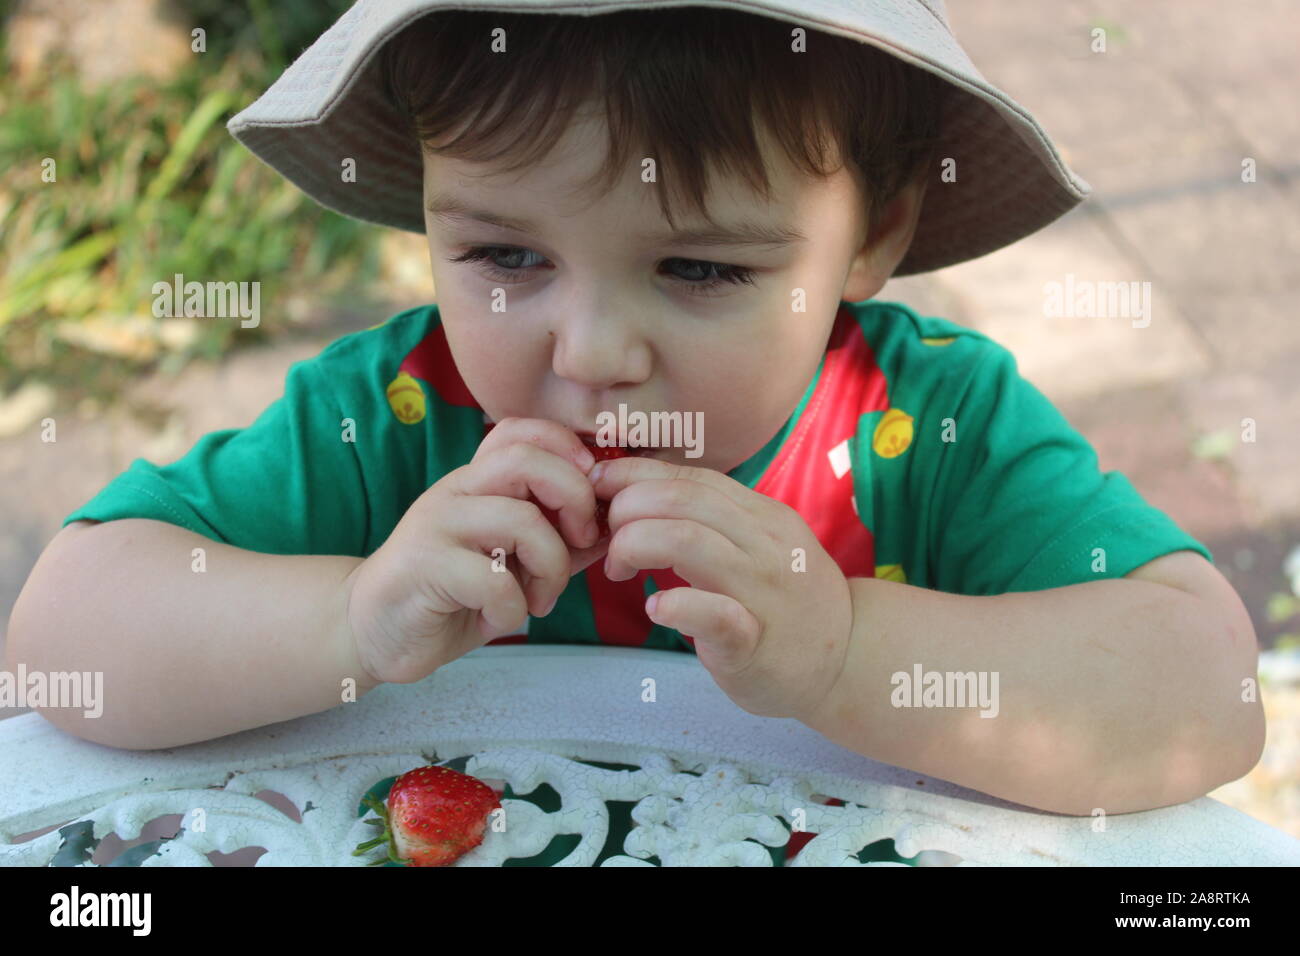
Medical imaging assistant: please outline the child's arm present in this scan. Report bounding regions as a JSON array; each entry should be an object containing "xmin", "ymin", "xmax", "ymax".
[
  {"xmin": 6, "ymin": 418, "xmax": 608, "ymax": 751},
  {"xmin": 803, "ymin": 557, "xmax": 1266, "ymax": 816},
  {"xmin": 5, "ymin": 518, "xmax": 377, "ymax": 750}
]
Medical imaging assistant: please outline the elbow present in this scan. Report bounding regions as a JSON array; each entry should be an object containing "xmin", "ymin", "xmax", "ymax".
[
  {"xmin": 1154, "ymin": 694, "xmax": 1267, "ymax": 812},
  {"xmin": 1208, "ymin": 599, "xmax": 1268, "ymax": 789},
  {"xmin": 8, "ymin": 603, "xmax": 159, "ymax": 753},
  {"xmin": 1213, "ymin": 695, "xmax": 1267, "ymax": 788},
  {"xmin": 1176, "ymin": 591, "xmax": 1268, "ymax": 799},
  {"xmin": 26, "ymin": 705, "xmax": 174, "ymax": 752}
]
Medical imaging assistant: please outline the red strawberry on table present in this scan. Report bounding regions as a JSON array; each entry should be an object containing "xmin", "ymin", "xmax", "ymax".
[
  {"xmin": 482, "ymin": 425, "xmax": 645, "ymax": 539},
  {"xmin": 354, "ymin": 765, "xmax": 501, "ymax": 866}
]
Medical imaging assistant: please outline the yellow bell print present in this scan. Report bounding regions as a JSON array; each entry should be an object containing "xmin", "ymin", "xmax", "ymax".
[
  {"xmin": 872, "ymin": 407, "xmax": 913, "ymax": 458},
  {"xmin": 920, "ymin": 336, "xmax": 956, "ymax": 346},
  {"xmin": 874, "ymin": 564, "xmax": 907, "ymax": 584},
  {"xmin": 386, "ymin": 371, "xmax": 426, "ymax": 424}
]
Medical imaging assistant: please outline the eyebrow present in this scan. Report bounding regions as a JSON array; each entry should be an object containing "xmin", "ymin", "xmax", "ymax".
[{"xmin": 425, "ymin": 191, "xmax": 808, "ymax": 249}]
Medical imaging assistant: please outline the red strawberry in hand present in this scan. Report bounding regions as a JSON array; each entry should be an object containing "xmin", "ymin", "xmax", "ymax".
[
  {"xmin": 565, "ymin": 433, "xmax": 638, "ymax": 538},
  {"xmin": 483, "ymin": 425, "xmax": 643, "ymax": 539},
  {"xmin": 354, "ymin": 765, "xmax": 501, "ymax": 867}
]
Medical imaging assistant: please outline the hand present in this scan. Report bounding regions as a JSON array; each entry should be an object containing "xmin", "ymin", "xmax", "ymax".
[
  {"xmin": 591, "ymin": 455, "xmax": 854, "ymax": 723},
  {"xmin": 344, "ymin": 418, "xmax": 610, "ymax": 684}
]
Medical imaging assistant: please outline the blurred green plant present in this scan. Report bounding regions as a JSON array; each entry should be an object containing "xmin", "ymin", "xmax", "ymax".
[
  {"xmin": 170, "ymin": 0, "xmax": 356, "ymax": 72},
  {"xmin": 1087, "ymin": 18, "xmax": 1129, "ymax": 45},
  {"xmin": 0, "ymin": 0, "xmax": 384, "ymax": 404}
]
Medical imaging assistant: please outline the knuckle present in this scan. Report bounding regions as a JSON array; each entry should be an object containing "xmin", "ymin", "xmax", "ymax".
[
  {"xmin": 505, "ymin": 440, "xmax": 533, "ymax": 464},
  {"xmin": 722, "ymin": 601, "xmax": 751, "ymax": 637},
  {"xmin": 490, "ymin": 568, "xmax": 520, "ymax": 600},
  {"xmin": 664, "ymin": 480, "xmax": 694, "ymax": 511},
  {"xmin": 525, "ymin": 504, "xmax": 555, "ymax": 533}
]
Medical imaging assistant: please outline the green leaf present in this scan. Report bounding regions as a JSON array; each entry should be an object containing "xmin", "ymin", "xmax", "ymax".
[
  {"xmin": 1191, "ymin": 429, "xmax": 1235, "ymax": 461},
  {"xmin": 357, "ymin": 777, "xmax": 396, "ymax": 818},
  {"xmin": 141, "ymin": 89, "xmax": 239, "ymax": 207},
  {"xmin": 1087, "ymin": 18, "xmax": 1129, "ymax": 43},
  {"xmin": 0, "ymin": 230, "xmax": 121, "ymax": 327},
  {"xmin": 1266, "ymin": 593, "xmax": 1300, "ymax": 624}
]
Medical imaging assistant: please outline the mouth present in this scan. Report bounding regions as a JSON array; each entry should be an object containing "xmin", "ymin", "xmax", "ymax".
[
  {"xmin": 576, "ymin": 431, "xmax": 656, "ymax": 456},
  {"xmin": 483, "ymin": 419, "xmax": 660, "ymax": 455}
]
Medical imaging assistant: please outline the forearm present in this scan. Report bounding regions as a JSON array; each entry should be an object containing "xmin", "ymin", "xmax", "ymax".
[
  {"xmin": 804, "ymin": 576, "xmax": 1264, "ymax": 816},
  {"xmin": 6, "ymin": 519, "xmax": 378, "ymax": 750}
]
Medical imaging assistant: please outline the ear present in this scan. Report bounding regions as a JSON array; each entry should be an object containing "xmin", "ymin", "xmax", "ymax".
[{"xmin": 840, "ymin": 169, "xmax": 930, "ymax": 303}]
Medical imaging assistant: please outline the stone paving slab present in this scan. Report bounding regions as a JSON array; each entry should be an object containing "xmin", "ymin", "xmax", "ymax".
[
  {"xmin": 1102, "ymin": 179, "xmax": 1300, "ymax": 298},
  {"xmin": 0, "ymin": 331, "xmax": 345, "ymax": 724},
  {"xmin": 955, "ymin": 4, "xmax": 1276, "ymax": 199},
  {"xmin": 885, "ymin": 0, "xmax": 1300, "ymax": 647},
  {"xmin": 1064, "ymin": 0, "xmax": 1300, "ymax": 174},
  {"xmin": 885, "ymin": 204, "xmax": 1214, "ymax": 402},
  {"xmin": 1173, "ymin": 347, "xmax": 1300, "ymax": 529},
  {"xmin": 1054, "ymin": 380, "xmax": 1250, "ymax": 545}
]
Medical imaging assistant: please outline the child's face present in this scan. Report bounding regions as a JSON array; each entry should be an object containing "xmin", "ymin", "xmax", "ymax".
[{"xmin": 421, "ymin": 107, "xmax": 891, "ymax": 473}]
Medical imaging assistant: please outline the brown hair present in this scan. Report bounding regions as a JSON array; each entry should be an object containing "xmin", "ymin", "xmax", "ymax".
[{"xmin": 378, "ymin": 7, "xmax": 948, "ymax": 237}]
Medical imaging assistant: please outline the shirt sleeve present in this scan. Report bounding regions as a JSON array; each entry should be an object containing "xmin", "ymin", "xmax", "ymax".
[
  {"xmin": 62, "ymin": 353, "xmax": 370, "ymax": 557},
  {"xmin": 927, "ymin": 343, "xmax": 1213, "ymax": 595}
]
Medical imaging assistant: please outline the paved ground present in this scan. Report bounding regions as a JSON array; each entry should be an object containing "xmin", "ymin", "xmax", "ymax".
[
  {"xmin": 2, "ymin": 0, "xmax": 1297, "ymax": 839},
  {"xmin": 885, "ymin": 0, "xmax": 1300, "ymax": 639}
]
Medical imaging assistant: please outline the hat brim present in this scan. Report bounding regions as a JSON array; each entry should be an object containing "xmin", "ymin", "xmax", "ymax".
[{"xmin": 227, "ymin": 0, "xmax": 1090, "ymax": 276}]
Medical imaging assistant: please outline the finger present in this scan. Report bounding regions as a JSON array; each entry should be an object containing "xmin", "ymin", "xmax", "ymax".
[
  {"xmin": 441, "ymin": 495, "xmax": 572, "ymax": 616},
  {"xmin": 431, "ymin": 547, "xmax": 529, "ymax": 643},
  {"xmin": 478, "ymin": 416, "xmax": 598, "ymax": 475},
  {"xmin": 603, "ymin": 477, "xmax": 754, "ymax": 551},
  {"xmin": 604, "ymin": 518, "xmax": 745, "ymax": 595},
  {"xmin": 646, "ymin": 586, "xmax": 761, "ymax": 661},
  {"xmin": 452, "ymin": 442, "xmax": 601, "ymax": 550},
  {"xmin": 589, "ymin": 455, "xmax": 750, "ymax": 510},
  {"xmin": 500, "ymin": 532, "xmax": 609, "ymax": 608}
]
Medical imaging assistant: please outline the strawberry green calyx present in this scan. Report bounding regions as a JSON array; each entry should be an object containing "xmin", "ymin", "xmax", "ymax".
[{"xmin": 353, "ymin": 793, "xmax": 408, "ymax": 866}]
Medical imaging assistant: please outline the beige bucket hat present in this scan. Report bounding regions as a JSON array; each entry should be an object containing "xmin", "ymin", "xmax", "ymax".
[{"xmin": 227, "ymin": 0, "xmax": 1091, "ymax": 276}]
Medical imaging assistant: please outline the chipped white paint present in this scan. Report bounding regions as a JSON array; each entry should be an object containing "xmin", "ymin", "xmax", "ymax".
[{"xmin": 2, "ymin": 646, "xmax": 1297, "ymax": 866}]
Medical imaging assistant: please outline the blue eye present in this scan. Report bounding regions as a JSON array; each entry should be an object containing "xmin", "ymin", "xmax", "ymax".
[{"xmin": 446, "ymin": 245, "xmax": 758, "ymax": 296}]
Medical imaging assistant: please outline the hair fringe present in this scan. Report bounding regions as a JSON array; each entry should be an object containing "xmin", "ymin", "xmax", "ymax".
[{"xmin": 378, "ymin": 8, "xmax": 948, "ymax": 235}]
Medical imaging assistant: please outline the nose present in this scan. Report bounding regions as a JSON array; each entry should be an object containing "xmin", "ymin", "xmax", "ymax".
[{"xmin": 548, "ymin": 305, "xmax": 647, "ymax": 389}]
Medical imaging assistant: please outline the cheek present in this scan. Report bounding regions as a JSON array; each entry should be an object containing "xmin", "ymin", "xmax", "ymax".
[
  {"xmin": 682, "ymin": 327, "xmax": 789, "ymax": 401},
  {"xmin": 673, "ymin": 346, "xmax": 790, "ymax": 448},
  {"xmin": 440, "ymin": 316, "xmax": 538, "ymax": 407}
]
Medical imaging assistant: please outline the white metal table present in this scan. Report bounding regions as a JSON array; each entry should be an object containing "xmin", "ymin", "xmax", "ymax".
[{"xmin": 2, "ymin": 646, "xmax": 1297, "ymax": 866}]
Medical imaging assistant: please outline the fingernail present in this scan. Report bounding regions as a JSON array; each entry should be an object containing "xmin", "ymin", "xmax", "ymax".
[
  {"xmin": 543, "ymin": 595, "xmax": 558, "ymax": 616},
  {"xmin": 584, "ymin": 519, "xmax": 600, "ymax": 545},
  {"xmin": 589, "ymin": 462, "xmax": 606, "ymax": 483},
  {"xmin": 575, "ymin": 447, "xmax": 596, "ymax": 471}
]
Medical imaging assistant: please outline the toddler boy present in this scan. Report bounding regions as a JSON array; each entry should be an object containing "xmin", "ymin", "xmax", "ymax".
[{"xmin": 8, "ymin": 0, "xmax": 1263, "ymax": 816}]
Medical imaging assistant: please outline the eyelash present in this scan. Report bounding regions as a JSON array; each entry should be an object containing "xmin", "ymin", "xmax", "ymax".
[{"xmin": 446, "ymin": 245, "xmax": 759, "ymax": 296}]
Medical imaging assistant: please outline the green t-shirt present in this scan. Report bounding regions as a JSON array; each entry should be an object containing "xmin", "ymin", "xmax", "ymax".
[
  {"xmin": 61, "ymin": 297, "xmax": 1213, "ymax": 865},
  {"xmin": 63, "ymin": 298, "xmax": 1212, "ymax": 650}
]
